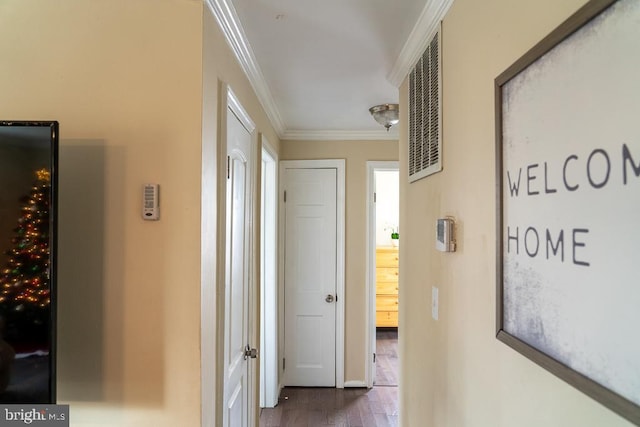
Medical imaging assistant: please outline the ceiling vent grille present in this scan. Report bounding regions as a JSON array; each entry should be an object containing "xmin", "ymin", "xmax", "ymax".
[{"xmin": 408, "ymin": 23, "xmax": 442, "ymax": 182}]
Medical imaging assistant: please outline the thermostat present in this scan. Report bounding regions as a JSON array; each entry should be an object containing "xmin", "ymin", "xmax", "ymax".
[
  {"xmin": 143, "ymin": 184, "xmax": 160, "ymax": 220},
  {"xmin": 436, "ymin": 218, "xmax": 455, "ymax": 252}
]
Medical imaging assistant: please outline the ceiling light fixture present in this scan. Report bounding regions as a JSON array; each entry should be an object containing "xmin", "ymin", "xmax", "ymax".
[{"xmin": 369, "ymin": 104, "xmax": 399, "ymax": 131}]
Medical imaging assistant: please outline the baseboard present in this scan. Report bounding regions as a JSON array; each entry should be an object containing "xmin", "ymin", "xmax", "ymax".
[{"xmin": 343, "ymin": 380, "xmax": 367, "ymax": 388}]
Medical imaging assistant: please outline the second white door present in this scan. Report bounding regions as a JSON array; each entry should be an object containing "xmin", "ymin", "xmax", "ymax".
[{"xmin": 283, "ymin": 167, "xmax": 337, "ymax": 386}]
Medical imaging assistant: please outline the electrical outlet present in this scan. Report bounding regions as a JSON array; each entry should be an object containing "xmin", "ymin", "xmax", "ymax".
[{"xmin": 432, "ymin": 286, "xmax": 439, "ymax": 320}]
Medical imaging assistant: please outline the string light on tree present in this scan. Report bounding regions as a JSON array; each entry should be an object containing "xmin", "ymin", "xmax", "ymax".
[{"xmin": 0, "ymin": 168, "xmax": 51, "ymax": 339}]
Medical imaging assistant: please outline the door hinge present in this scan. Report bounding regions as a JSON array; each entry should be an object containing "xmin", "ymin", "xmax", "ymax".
[
  {"xmin": 373, "ymin": 353, "xmax": 376, "ymax": 363},
  {"xmin": 244, "ymin": 344, "xmax": 258, "ymax": 360},
  {"xmin": 283, "ymin": 358, "xmax": 286, "ymax": 370},
  {"xmin": 227, "ymin": 156, "xmax": 230, "ymax": 179},
  {"xmin": 374, "ymin": 192, "xmax": 377, "ymax": 203},
  {"xmin": 284, "ymin": 190, "xmax": 287, "ymax": 203}
]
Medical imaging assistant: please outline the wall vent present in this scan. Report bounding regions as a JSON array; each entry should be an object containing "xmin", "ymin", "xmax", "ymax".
[{"xmin": 408, "ymin": 23, "xmax": 442, "ymax": 182}]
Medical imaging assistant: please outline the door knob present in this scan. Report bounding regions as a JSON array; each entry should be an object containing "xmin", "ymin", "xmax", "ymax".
[
  {"xmin": 244, "ymin": 344, "xmax": 258, "ymax": 360},
  {"xmin": 325, "ymin": 294, "xmax": 335, "ymax": 303}
]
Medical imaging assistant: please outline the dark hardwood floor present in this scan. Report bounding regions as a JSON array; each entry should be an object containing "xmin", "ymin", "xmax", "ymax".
[
  {"xmin": 374, "ymin": 328, "xmax": 398, "ymax": 387},
  {"xmin": 259, "ymin": 329, "xmax": 398, "ymax": 427}
]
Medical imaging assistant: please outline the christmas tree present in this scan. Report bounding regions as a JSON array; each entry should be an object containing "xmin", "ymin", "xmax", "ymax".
[{"xmin": 0, "ymin": 168, "xmax": 51, "ymax": 343}]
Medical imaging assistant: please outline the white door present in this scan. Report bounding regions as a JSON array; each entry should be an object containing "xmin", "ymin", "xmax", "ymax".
[
  {"xmin": 283, "ymin": 167, "xmax": 337, "ymax": 386},
  {"xmin": 223, "ymin": 96, "xmax": 255, "ymax": 427}
]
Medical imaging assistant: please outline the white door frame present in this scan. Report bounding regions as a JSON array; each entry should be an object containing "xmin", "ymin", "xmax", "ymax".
[
  {"xmin": 366, "ymin": 161, "xmax": 399, "ymax": 388},
  {"xmin": 279, "ymin": 159, "xmax": 345, "ymax": 388},
  {"xmin": 200, "ymin": 85, "xmax": 219, "ymax": 427},
  {"xmin": 260, "ymin": 137, "xmax": 279, "ymax": 407}
]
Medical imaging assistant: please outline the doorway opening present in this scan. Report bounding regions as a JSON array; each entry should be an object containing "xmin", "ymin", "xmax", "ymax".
[{"xmin": 366, "ymin": 162, "xmax": 399, "ymax": 388}]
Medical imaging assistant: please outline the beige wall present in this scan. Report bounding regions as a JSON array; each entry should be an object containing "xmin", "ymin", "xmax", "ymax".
[
  {"xmin": 1, "ymin": 1, "xmax": 279, "ymax": 426},
  {"xmin": 399, "ymin": 0, "xmax": 634, "ymax": 426},
  {"xmin": 0, "ymin": 2, "xmax": 203, "ymax": 425},
  {"xmin": 281, "ymin": 139, "xmax": 398, "ymax": 383}
]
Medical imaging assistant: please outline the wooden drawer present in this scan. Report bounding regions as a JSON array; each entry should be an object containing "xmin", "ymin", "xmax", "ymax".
[
  {"xmin": 376, "ymin": 281, "xmax": 398, "ymax": 295},
  {"xmin": 376, "ymin": 249, "xmax": 399, "ymax": 267},
  {"xmin": 376, "ymin": 311, "xmax": 398, "ymax": 327},
  {"xmin": 376, "ymin": 295, "xmax": 398, "ymax": 311},
  {"xmin": 376, "ymin": 267, "xmax": 398, "ymax": 283}
]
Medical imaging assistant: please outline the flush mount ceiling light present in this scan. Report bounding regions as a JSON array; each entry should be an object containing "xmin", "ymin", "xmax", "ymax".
[{"xmin": 369, "ymin": 104, "xmax": 399, "ymax": 131}]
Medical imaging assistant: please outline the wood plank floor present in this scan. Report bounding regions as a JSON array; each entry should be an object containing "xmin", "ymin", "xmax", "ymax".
[
  {"xmin": 260, "ymin": 329, "xmax": 398, "ymax": 427},
  {"xmin": 374, "ymin": 328, "xmax": 398, "ymax": 387}
]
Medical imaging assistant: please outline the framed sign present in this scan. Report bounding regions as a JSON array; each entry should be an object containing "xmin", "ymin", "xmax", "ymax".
[{"xmin": 495, "ymin": 0, "xmax": 640, "ymax": 423}]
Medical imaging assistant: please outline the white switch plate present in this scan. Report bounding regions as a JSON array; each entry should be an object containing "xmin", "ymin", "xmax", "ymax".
[{"xmin": 432, "ymin": 286, "xmax": 439, "ymax": 320}]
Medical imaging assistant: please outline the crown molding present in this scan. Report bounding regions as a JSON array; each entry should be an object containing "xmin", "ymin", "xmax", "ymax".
[
  {"xmin": 205, "ymin": 0, "xmax": 286, "ymax": 137},
  {"xmin": 282, "ymin": 129, "xmax": 399, "ymax": 141},
  {"xmin": 387, "ymin": 0, "xmax": 454, "ymax": 87},
  {"xmin": 206, "ymin": 0, "xmax": 419, "ymax": 141}
]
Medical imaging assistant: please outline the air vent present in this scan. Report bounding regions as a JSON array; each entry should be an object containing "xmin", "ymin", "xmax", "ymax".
[{"xmin": 408, "ymin": 23, "xmax": 442, "ymax": 182}]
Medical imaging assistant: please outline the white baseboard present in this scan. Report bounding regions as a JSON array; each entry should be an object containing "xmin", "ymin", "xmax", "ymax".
[{"xmin": 343, "ymin": 380, "xmax": 367, "ymax": 388}]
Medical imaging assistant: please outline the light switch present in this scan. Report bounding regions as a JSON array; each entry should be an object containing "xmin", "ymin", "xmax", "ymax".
[{"xmin": 432, "ymin": 286, "xmax": 439, "ymax": 320}]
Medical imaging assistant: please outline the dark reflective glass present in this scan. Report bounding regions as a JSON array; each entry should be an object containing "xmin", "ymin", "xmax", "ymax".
[{"xmin": 0, "ymin": 122, "xmax": 57, "ymax": 403}]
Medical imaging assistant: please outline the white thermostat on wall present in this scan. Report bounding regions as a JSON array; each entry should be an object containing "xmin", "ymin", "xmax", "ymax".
[
  {"xmin": 436, "ymin": 218, "xmax": 455, "ymax": 252},
  {"xmin": 143, "ymin": 184, "xmax": 160, "ymax": 221}
]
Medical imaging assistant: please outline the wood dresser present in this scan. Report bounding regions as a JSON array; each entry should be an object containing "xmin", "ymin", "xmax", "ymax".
[{"xmin": 375, "ymin": 246, "xmax": 399, "ymax": 327}]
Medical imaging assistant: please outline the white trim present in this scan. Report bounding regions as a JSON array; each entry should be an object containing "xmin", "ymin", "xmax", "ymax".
[
  {"xmin": 344, "ymin": 380, "xmax": 367, "ymax": 388},
  {"xmin": 206, "ymin": 0, "xmax": 286, "ymax": 137},
  {"xmin": 335, "ymin": 160, "xmax": 346, "ymax": 389},
  {"xmin": 214, "ymin": 82, "xmax": 230, "ymax": 427},
  {"xmin": 261, "ymin": 135, "xmax": 277, "ymax": 162},
  {"xmin": 200, "ymin": 78, "xmax": 221, "ymax": 427},
  {"xmin": 387, "ymin": 0, "xmax": 453, "ymax": 87},
  {"xmin": 279, "ymin": 159, "xmax": 346, "ymax": 389},
  {"xmin": 282, "ymin": 129, "xmax": 399, "ymax": 142},
  {"xmin": 260, "ymin": 137, "xmax": 279, "ymax": 408},
  {"xmin": 227, "ymin": 87, "xmax": 255, "ymax": 133},
  {"xmin": 247, "ymin": 128, "xmax": 258, "ymax": 427},
  {"xmin": 366, "ymin": 161, "xmax": 399, "ymax": 388}
]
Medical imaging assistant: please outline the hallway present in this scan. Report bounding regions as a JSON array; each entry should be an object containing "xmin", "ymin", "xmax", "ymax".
[{"xmin": 259, "ymin": 329, "xmax": 398, "ymax": 426}]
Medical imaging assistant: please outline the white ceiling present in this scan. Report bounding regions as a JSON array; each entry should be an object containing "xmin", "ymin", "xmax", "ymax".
[{"xmin": 208, "ymin": 0, "xmax": 451, "ymax": 140}]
